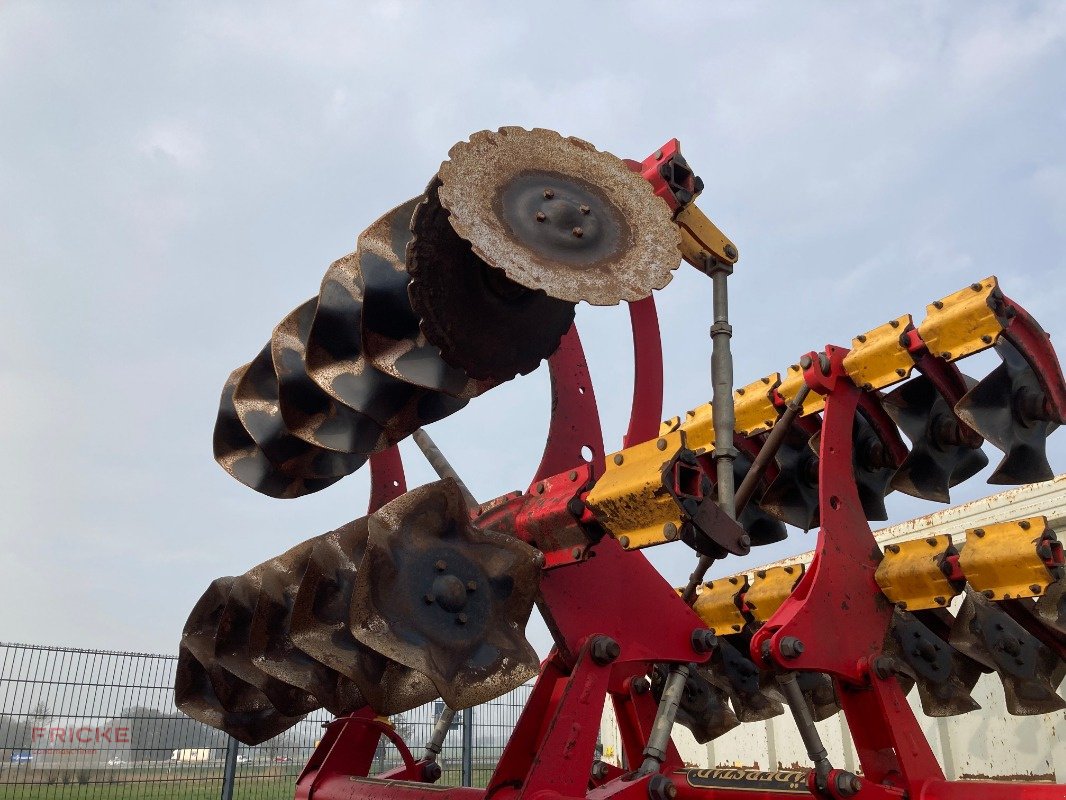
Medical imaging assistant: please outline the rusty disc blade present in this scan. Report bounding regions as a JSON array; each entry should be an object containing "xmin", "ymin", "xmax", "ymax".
[
  {"xmin": 213, "ymin": 557, "xmax": 320, "ymax": 717},
  {"xmin": 949, "ymin": 588, "xmax": 1066, "ymax": 716},
  {"xmin": 175, "ymin": 644, "xmax": 305, "ymax": 746},
  {"xmin": 408, "ymin": 177, "xmax": 576, "ymax": 382},
  {"xmin": 213, "ymin": 366, "xmax": 345, "ymax": 498},
  {"xmin": 883, "ymin": 610, "xmax": 981, "ymax": 717},
  {"xmin": 233, "ymin": 342, "xmax": 366, "ymax": 477},
  {"xmin": 249, "ymin": 537, "xmax": 366, "ymax": 718},
  {"xmin": 303, "ymin": 249, "xmax": 470, "ymax": 438},
  {"xmin": 350, "ymin": 478, "xmax": 542, "ymax": 709},
  {"xmin": 289, "ymin": 518, "xmax": 439, "ymax": 715},
  {"xmin": 273, "ymin": 298, "xmax": 388, "ymax": 456},
  {"xmin": 436, "ymin": 127, "xmax": 681, "ymax": 306},
  {"xmin": 356, "ymin": 197, "xmax": 494, "ymax": 398},
  {"xmin": 706, "ymin": 637, "xmax": 784, "ymax": 723}
]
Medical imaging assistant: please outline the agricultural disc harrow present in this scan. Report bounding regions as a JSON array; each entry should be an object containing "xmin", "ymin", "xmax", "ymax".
[{"xmin": 178, "ymin": 126, "xmax": 1066, "ymax": 800}]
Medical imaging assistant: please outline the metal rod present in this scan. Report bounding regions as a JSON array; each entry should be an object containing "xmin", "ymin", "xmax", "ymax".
[
  {"xmin": 412, "ymin": 426, "xmax": 474, "ymax": 783},
  {"xmin": 708, "ymin": 260, "xmax": 737, "ymax": 523},
  {"xmin": 461, "ymin": 706, "xmax": 474, "ymax": 787},
  {"xmin": 681, "ymin": 381, "xmax": 813, "ymax": 604},
  {"xmin": 412, "ymin": 428, "xmax": 478, "ymax": 507},
  {"xmin": 638, "ymin": 664, "xmax": 690, "ymax": 774},
  {"xmin": 776, "ymin": 671, "xmax": 832, "ymax": 788},
  {"xmin": 424, "ymin": 705, "xmax": 457, "ymax": 762},
  {"xmin": 220, "ymin": 735, "xmax": 239, "ymax": 800}
]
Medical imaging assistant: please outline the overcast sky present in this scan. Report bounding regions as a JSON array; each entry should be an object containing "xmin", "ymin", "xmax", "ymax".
[{"xmin": 1, "ymin": 2, "xmax": 1064, "ymax": 660}]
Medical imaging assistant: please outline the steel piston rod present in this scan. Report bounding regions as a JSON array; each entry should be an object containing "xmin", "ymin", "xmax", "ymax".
[
  {"xmin": 638, "ymin": 664, "xmax": 691, "ymax": 775},
  {"xmin": 682, "ymin": 379, "xmax": 813, "ymax": 604},
  {"xmin": 411, "ymin": 428, "xmax": 473, "ymax": 772},
  {"xmin": 776, "ymin": 670, "xmax": 833, "ymax": 788}
]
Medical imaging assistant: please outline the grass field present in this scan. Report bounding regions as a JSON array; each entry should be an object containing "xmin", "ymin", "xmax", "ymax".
[{"xmin": 0, "ymin": 767, "xmax": 495, "ymax": 798}]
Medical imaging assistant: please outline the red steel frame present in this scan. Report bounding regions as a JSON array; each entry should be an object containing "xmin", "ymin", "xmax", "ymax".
[{"xmin": 294, "ymin": 146, "xmax": 1064, "ymax": 800}]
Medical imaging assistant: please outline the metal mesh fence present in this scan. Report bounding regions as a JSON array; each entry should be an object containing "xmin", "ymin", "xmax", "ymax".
[{"xmin": 0, "ymin": 643, "xmax": 532, "ymax": 799}]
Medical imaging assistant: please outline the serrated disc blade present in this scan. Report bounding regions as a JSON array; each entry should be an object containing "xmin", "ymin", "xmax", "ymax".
[
  {"xmin": 885, "ymin": 374, "xmax": 988, "ymax": 503},
  {"xmin": 248, "ymin": 537, "xmax": 365, "ymax": 718},
  {"xmin": 273, "ymin": 298, "xmax": 387, "ymax": 455},
  {"xmin": 883, "ymin": 610, "xmax": 980, "ymax": 717},
  {"xmin": 213, "ymin": 366, "xmax": 345, "ymax": 498},
  {"xmin": 709, "ymin": 638, "xmax": 784, "ymax": 722},
  {"xmin": 289, "ymin": 518, "xmax": 439, "ymax": 715},
  {"xmin": 955, "ymin": 341, "xmax": 1057, "ymax": 485},
  {"xmin": 949, "ymin": 589, "xmax": 1066, "ymax": 716},
  {"xmin": 408, "ymin": 177, "xmax": 576, "ymax": 382},
  {"xmin": 356, "ymin": 198, "xmax": 493, "ymax": 398},
  {"xmin": 758, "ymin": 427, "xmax": 820, "ymax": 531},
  {"xmin": 213, "ymin": 560, "xmax": 319, "ymax": 717},
  {"xmin": 350, "ymin": 479, "xmax": 542, "ymax": 709},
  {"xmin": 1035, "ymin": 580, "xmax": 1066, "ymax": 635},
  {"xmin": 437, "ymin": 127, "xmax": 681, "ymax": 306},
  {"xmin": 175, "ymin": 645, "xmax": 304, "ymax": 746}
]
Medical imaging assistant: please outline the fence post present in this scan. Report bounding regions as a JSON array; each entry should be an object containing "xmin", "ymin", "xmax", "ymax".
[
  {"xmin": 221, "ymin": 735, "xmax": 239, "ymax": 800},
  {"xmin": 461, "ymin": 707, "xmax": 474, "ymax": 787}
]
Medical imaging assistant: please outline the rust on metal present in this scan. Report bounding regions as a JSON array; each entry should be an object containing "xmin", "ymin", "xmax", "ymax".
[{"xmin": 437, "ymin": 127, "xmax": 681, "ymax": 306}]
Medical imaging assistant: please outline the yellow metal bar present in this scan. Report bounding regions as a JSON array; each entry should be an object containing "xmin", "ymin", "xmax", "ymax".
[
  {"xmin": 586, "ymin": 431, "xmax": 684, "ymax": 550},
  {"xmin": 692, "ymin": 575, "xmax": 749, "ymax": 635},
  {"xmin": 776, "ymin": 362, "xmax": 825, "ymax": 416},
  {"xmin": 841, "ymin": 315, "xmax": 916, "ymax": 392},
  {"xmin": 874, "ymin": 534, "xmax": 960, "ymax": 611},
  {"xmin": 916, "ymin": 276, "xmax": 1002, "ymax": 361},
  {"xmin": 675, "ymin": 203, "xmax": 738, "ymax": 269},
  {"xmin": 959, "ymin": 517, "xmax": 1058, "ymax": 600},
  {"xmin": 733, "ymin": 374, "xmax": 782, "ymax": 437},
  {"xmin": 745, "ymin": 565, "xmax": 804, "ymax": 622}
]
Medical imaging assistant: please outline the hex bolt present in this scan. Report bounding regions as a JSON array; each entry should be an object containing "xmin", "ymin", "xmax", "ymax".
[
  {"xmin": 691, "ymin": 629, "xmax": 717, "ymax": 654},
  {"xmin": 933, "ymin": 300, "xmax": 945, "ymax": 310},
  {"xmin": 663, "ymin": 522, "xmax": 679, "ymax": 541},
  {"xmin": 568, "ymin": 470, "xmax": 578, "ymax": 481},
  {"xmin": 974, "ymin": 528, "xmax": 985, "ymax": 538},
  {"xmin": 456, "ymin": 613, "xmax": 468, "ymax": 625},
  {"xmin": 535, "ymin": 211, "xmax": 546, "ymax": 222},
  {"xmin": 656, "ymin": 438, "xmax": 668, "ymax": 451},
  {"xmin": 739, "ymin": 534, "xmax": 751, "ymax": 548},
  {"xmin": 886, "ymin": 544, "xmax": 900, "ymax": 554},
  {"xmin": 591, "ymin": 636, "xmax": 621, "ymax": 665},
  {"xmin": 983, "ymin": 589, "xmax": 995, "ymax": 599},
  {"xmin": 613, "ymin": 454, "xmax": 625, "ymax": 465},
  {"xmin": 466, "ymin": 581, "xmax": 477, "ymax": 592},
  {"xmin": 779, "ymin": 636, "xmax": 805, "ymax": 659},
  {"xmin": 723, "ymin": 244, "xmax": 739, "ymax": 261},
  {"xmin": 571, "ymin": 547, "xmax": 582, "ymax": 560},
  {"xmin": 799, "ymin": 354, "xmax": 813, "ymax": 370},
  {"xmin": 567, "ymin": 497, "xmax": 586, "ymax": 517},
  {"xmin": 590, "ymin": 761, "xmax": 609, "ymax": 781},
  {"xmin": 934, "ymin": 596, "xmax": 947, "ymax": 605},
  {"xmin": 619, "ymin": 535, "xmax": 631, "ymax": 548},
  {"xmin": 435, "ymin": 560, "xmax": 447, "ymax": 571},
  {"xmin": 1030, "ymin": 584, "xmax": 1042, "ymax": 594},
  {"xmin": 572, "ymin": 227, "xmax": 584, "ymax": 238},
  {"xmin": 971, "ymin": 282, "xmax": 983, "ymax": 292},
  {"xmin": 1019, "ymin": 520, "xmax": 1031, "ymax": 530},
  {"xmin": 896, "ymin": 367, "xmax": 907, "ymax": 377},
  {"xmin": 647, "ymin": 774, "xmax": 677, "ymax": 800},
  {"xmin": 856, "ymin": 334, "xmax": 867, "ymax": 343},
  {"xmin": 543, "ymin": 188, "xmax": 554, "ymax": 199},
  {"xmin": 424, "ymin": 594, "xmax": 436, "ymax": 605},
  {"xmin": 580, "ymin": 204, "xmax": 591, "ymax": 215},
  {"xmin": 835, "ymin": 771, "xmax": 862, "ymax": 797},
  {"xmin": 873, "ymin": 656, "xmax": 896, "ymax": 679},
  {"xmin": 889, "ymin": 319, "xmax": 901, "ymax": 328},
  {"xmin": 631, "ymin": 676, "xmax": 651, "ymax": 695}
]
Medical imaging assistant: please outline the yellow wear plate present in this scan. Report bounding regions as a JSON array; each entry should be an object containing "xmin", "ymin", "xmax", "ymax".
[
  {"xmin": 874, "ymin": 534, "xmax": 960, "ymax": 611},
  {"xmin": 917, "ymin": 277, "xmax": 1002, "ymax": 362},
  {"xmin": 959, "ymin": 517, "xmax": 1057, "ymax": 600},
  {"xmin": 734, "ymin": 374, "xmax": 782, "ymax": 437},
  {"xmin": 842, "ymin": 315, "xmax": 916, "ymax": 392},
  {"xmin": 678, "ymin": 403, "xmax": 714, "ymax": 453},
  {"xmin": 693, "ymin": 575, "xmax": 749, "ymax": 635},
  {"xmin": 587, "ymin": 431, "xmax": 684, "ymax": 550},
  {"xmin": 675, "ymin": 203, "xmax": 738, "ymax": 269},
  {"xmin": 776, "ymin": 363, "xmax": 825, "ymax": 417},
  {"xmin": 745, "ymin": 564, "xmax": 804, "ymax": 622}
]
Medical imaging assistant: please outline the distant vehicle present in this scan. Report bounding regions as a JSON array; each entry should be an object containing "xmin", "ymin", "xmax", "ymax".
[
  {"xmin": 171, "ymin": 748, "xmax": 212, "ymax": 763},
  {"xmin": 107, "ymin": 757, "xmax": 127, "ymax": 766},
  {"xmin": 236, "ymin": 755, "xmax": 248, "ymax": 763},
  {"xmin": 274, "ymin": 756, "xmax": 291, "ymax": 763},
  {"xmin": 10, "ymin": 752, "xmax": 32, "ymax": 763}
]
